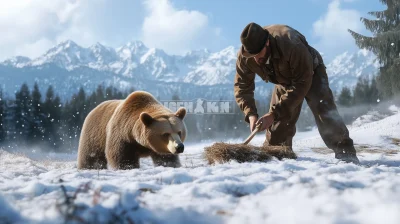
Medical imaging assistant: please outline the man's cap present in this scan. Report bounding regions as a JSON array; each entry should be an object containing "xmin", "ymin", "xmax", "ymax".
[{"xmin": 240, "ymin": 22, "xmax": 269, "ymax": 58}]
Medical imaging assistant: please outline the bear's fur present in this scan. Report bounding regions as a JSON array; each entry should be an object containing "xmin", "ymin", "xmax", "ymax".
[{"xmin": 77, "ymin": 91, "xmax": 187, "ymax": 170}]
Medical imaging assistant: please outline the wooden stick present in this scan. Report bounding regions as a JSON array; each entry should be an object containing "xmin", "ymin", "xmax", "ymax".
[
  {"xmin": 243, "ymin": 123, "xmax": 261, "ymax": 145},
  {"xmin": 242, "ymin": 120, "xmax": 281, "ymax": 145}
]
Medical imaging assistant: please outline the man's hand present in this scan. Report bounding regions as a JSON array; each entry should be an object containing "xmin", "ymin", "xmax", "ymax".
[
  {"xmin": 256, "ymin": 112, "xmax": 275, "ymax": 132},
  {"xmin": 249, "ymin": 115, "xmax": 258, "ymax": 132}
]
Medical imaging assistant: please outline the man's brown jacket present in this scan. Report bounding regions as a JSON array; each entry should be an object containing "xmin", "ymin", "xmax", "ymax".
[{"xmin": 234, "ymin": 24, "xmax": 322, "ymax": 123}]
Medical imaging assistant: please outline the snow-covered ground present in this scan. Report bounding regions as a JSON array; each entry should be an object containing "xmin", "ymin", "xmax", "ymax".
[{"xmin": 1, "ymin": 107, "xmax": 400, "ymax": 224}]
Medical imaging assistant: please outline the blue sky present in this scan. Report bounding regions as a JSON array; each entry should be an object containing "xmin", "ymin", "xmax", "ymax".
[{"xmin": 0, "ymin": 0, "xmax": 386, "ymax": 62}]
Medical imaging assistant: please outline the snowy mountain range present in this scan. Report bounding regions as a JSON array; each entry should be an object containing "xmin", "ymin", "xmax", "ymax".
[
  {"xmin": 325, "ymin": 49, "xmax": 380, "ymax": 92},
  {"xmin": 0, "ymin": 40, "xmax": 379, "ymax": 100}
]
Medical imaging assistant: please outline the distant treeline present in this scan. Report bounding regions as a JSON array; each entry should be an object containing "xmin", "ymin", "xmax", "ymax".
[
  {"xmin": 337, "ymin": 76, "xmax": 379, "ymax": 108},
  {"xmin": 336, "ymin": 76, "xmax": 384, "ymax": 123},
  {"xmin": 0, "ymin": 83, "xmax": 134, "ymax": 152},
  {"xmin": 0, "ymin": 77, "xmax": 394, "ymax": 152},
  {"xmin": 0, "ymin": 83, "xmax": 272, "ymax": 152}
]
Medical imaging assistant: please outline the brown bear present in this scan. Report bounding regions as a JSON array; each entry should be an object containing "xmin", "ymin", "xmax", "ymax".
[{"xmin": 77, "ymin": 91, "xmax": 187, "ymax": 170}]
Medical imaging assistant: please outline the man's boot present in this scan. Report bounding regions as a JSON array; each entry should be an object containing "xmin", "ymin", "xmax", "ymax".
[{"xmin": 334, "ymin": 139, "xmax": 360, "ymax": 164}]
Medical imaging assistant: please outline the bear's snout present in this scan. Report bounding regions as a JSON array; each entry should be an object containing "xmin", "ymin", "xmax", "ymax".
[{"xmin": 176, "ymin": 143, "xmax": 184, "ymax": 153}]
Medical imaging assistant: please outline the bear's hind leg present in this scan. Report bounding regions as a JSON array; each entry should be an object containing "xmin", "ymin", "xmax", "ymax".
[
  {"xmin": 106, "ymin": 139, "xmax": 140, "ymax": 170},
  {"xmin": 150, "ymin": 153, "xmax": 181, "ymax": 168}
]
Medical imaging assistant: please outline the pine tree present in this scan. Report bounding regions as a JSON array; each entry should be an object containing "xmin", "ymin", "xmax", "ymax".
[
  {"xmin": 338, "ymin": 87, "xmax": 353, "ymax": 107},
  {"xmin": 64, "ymin": 87, "xmax": 87, "ymax": 142},
  {"xmin": 171, "ymin": 93, "xmax": 180, "ymax": 101},
  {"xmin": 105, "ymin": 86, "xmax": 116, "ymax": 100},
  {"xmin": 368, "ymin": 77, "xmax": 380, "ymax": 104},
  {"xmin": 15, "ymin": 83, "xmax": 31, "ymax": 141},
  {"xmin": 30, "ymin": 82, "xmax": 44, "ymax": 142},
  {"xmin": 87, "ymin": 90, "xmax": 98, "ymax": 112},
  {"xmin": 0, "ymin": 89, "xmax": 5, "ymax": 143},
  {"xmin": 60, "ymin": 99, "xmax": 71, "ymax": 148},
  {"xmin": 353, "ymin": 77, "xmax": 370, "ymax": 105},
  {"xmin": 348, "ymin": 0, "xmax": 400, "ymax": 97},
  {"xmin": 95, "ymin": 85, "xmax": 106, "ymax": 104},
  {"xmin": 43, "ymin": 86, "xmax": 62, "ymax": 148}
]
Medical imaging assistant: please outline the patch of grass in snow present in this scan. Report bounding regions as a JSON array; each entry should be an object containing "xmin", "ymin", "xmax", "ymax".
[
  {"xmin": 390, "ymin": 137, "xmax": 400, "ymax": 146},
  {"xmin": 356, "ymin": 146, "xmax": 398, "ymax": 155},
  {"xmin": 56, "ymin": 182, "xmax": 92, "ymax": 223},
  {"xmin": 216, "ymin": 210, "xmax": 232, "ymax": 216},
  {"xmin": 310, "ymin": 147, "xmax": 333, "ymax": 154},
  {"xmin": 311, "ymin": 145, "xmax": 399, "ymax": 155},
  {"xmin": 55, "ymin": 182, "xmax": 147, "ymax": 224}
]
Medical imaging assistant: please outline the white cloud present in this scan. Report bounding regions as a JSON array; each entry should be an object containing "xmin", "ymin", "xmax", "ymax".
[
  {"xmin": 312, "ymin": 0, "xmax": 363, "ymax": 58},
  {"xmin": 141, "ymin": 0, "xmax": 218, "ymax": 55},
  {"xmin": 0, "ymin": 0, "xmax": 84, "ymax": 60},
  {"xmin": 0, "ymin": 0, "xmax": 222, "ymax": 60},
  {"xmin": 14, "ymin": 38, "xmax": 54, "ymax": 58},
  {"xmin": 0, "ymin": 0, "xmax": 146, "ymax": 60}
]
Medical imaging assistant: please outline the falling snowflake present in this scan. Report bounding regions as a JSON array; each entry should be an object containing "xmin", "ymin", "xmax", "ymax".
[
  {"xmin": 38, "ymin": 104, "xmax": 40, "ymax": 106},
  {"xmin": 391, "ymin": 43, "xmax": 395, "ymax": 46},
  {"xmin": 377, "ymin": 99, "xmax": 380, "ymax": 103}
]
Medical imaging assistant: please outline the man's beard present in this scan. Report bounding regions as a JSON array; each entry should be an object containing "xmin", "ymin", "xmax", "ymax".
[{"xmin": 256, "ymin": 47, "xmax": 271, "ymax": 65}]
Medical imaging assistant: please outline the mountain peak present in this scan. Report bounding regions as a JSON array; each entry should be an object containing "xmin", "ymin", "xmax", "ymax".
[
  {"xmin": 326, "ymin": 49, "xmax": 379, "ymax": 90},
  {"xmin": 43, "ymin": 40, "xmax": 82, "ymax": 57},
  {"xmin": 89, "ymin": 42, "xmax": 114, "ymax": 53},
  {"xmin": 2, "ymin": 56, "xmax": 31, "ymax": 67},
  {"xmin": 140, "ymin": 48, "xmax": 168, "ymax": 64},
  {"xmin": 217, "ymin": 46, "xmax": 237, "ymax": 55},
  {"xmin": 91, "ymin": 42, "xmax": 105, "ymax": 48},
  {"xmin": 124, "ymin": 40, "xmax": 146, "ymax": 49},
  {"xmin": 57, "ymin": 40, "xmax": 79, "ymax": 49},
  {"xmin": 0, "ymin": 39, "xmax": 380, "ymax": 92},
  {"xmin": 185, "ymin": 48, "xmax": 210, "ymax": 56}
]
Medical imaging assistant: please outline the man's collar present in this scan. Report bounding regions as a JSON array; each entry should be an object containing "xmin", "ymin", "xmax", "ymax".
[
  {"xmin": 268, "ymin": 35, "xmax": 280, "ymax": 60},
  {"xmin": 266, "ymin": 56, "xmax": 271, "ymax": 65}
]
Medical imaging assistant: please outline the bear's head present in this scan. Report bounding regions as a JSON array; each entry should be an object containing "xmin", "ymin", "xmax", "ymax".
[{"xmin": 139, "ymin": 107, "xmax": 187, "ymax": 154}]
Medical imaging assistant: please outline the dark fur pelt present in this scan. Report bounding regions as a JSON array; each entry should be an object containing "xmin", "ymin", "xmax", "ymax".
[{"xmin": 204, "ymin": 142, "xmax": 297, "ymax": 165}]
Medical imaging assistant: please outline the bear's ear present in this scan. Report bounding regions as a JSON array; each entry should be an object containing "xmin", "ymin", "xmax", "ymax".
[
  {"xmin": 175, "ymin": 107, "xmax": 186, "ymax": 120},
  {"xmin": 140, "ymin": 112, "xmax": 154, "ymax": 126}
]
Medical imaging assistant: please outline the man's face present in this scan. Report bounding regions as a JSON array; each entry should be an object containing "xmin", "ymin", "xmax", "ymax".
[{"xmin": 254, "ymin": 40, "xmax": 271, "ymax": 65}]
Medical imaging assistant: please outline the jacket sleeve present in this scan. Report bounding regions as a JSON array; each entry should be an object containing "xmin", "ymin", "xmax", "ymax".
[
  {"xmin": 271, "ymin": 43, "xmax": 314, "ymax": 120},
  {"xmin": 234, "ymin": 56, "xmax": 258, "ymax": 123}
]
